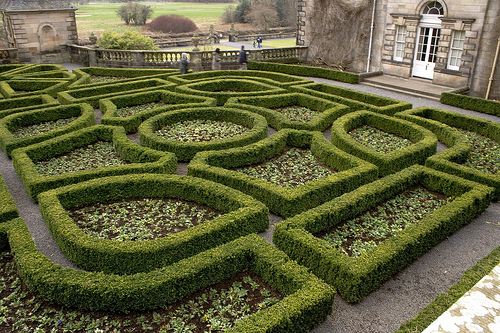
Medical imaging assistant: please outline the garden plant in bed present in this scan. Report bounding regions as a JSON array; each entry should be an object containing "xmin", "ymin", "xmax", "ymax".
[{"xmin": 273, "ymin": 165, "xmax": 494, "ymax": 302}]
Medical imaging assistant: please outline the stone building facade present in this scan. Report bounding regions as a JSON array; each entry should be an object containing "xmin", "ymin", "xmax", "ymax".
[
  {"xmin": 297, "ymin": 0, "xmax": 500, "ymax": 99},
  {"xmin": 0, "ymin": 0, "xmax": 78, "ymax": 63}
]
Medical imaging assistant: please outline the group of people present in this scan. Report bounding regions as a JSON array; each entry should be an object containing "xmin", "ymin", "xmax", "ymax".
[
  {"xmin": 253, "ymin": 37, "xmax": 263, "ymax": 48},
  {"xmin": 179, "ymin": 45, "xmax": 248, "ymax": 74}
]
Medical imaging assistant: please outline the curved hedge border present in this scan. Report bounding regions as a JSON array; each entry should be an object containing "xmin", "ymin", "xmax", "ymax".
[
  {"xmin": 188, "ymin": 129, "xmax": 378, "ymax": 218},
  {"xmin": 167, "ymin": 69, "xmax": 313, "ymax": 87},
  {"xmin": 0, "ymin": 79, "xmax": 71, "ymax": 98},
  {"xmin": 12, "ymin": 125, "xmax": 177, "ymax": 201},
  {"xmin": 0, "ymin": 94, "xmax": 58, "ymax": 119},
  {"xmin": 396, "ymin": 107, "xmax": 500, "ymax": 199},
  {"xmin": 175, "ymin": 78, "xmax": 287, "ymax": 106},
  {"xmin": 139, "ymin": 106, "xmax": 268, "ymax": 161},
  {"xmin": 38, "ymin": 174, "xmax": 269, "ymax": 274},
  {"xmin": 0, "ymin": 64, "xmax": 32, "ymax": 79},
  {"xmin": 57, "ymin": 79, "xmax": 176, "ymax": 107},
  {"xmin": 331, "ymin": 110, "xmax": 437, "ymax": 176},
  {"xmin": 273, "ymin": 165, "xmax": 494, "ymax": 303},
  {"xmin": 440, "ymin": 92, "xmax": 500, "ymax": 117},
  {"xmin": 10, "ymin": 70, "xmax": 77, "ymax": 82},
  {"xmin": 248, "ymin": 61, "xmax": 359, "ymax": 84},
  {"xmin": 2, "ymin": 219, "xmax": 335, "ymax": 332},
  {"xmin": 0, "ymin": 103, "xmax": 95, "ymax": 158},
  {"xmin": 225, "ymin": 93, "xmax": 350, "ymax": 131},
  {"xmin": 0, "ymin": 64, "xmax": 68, "ymax": 80},
  {"xmin": 290, "ymin": 82, "xmax": 412, "ymax": 115},
  {"xmin": 0, "ymin": 174, "xmax": 18, "ymax": 223},
  {"xmin": 100, "ymin": 90, "xmax": 217, "ymax": 133}
]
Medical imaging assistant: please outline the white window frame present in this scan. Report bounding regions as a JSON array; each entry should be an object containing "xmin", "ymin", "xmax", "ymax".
[
  {"xmin": 394, "ymin": 25, "xmax": 407, "ymax": 62},
  {"xmin": 448, "ymin": 30, "xmax": 466, "ymax": 71}
]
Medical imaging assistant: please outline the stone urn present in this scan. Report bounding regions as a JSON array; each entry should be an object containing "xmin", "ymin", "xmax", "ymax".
[
  {"xmin": 191, "ymin": 34, "xmax": 200, "ymax": 52},
  {"xmin": 89, "ymin": 32, "xmax": 97, "ymax": 45}
]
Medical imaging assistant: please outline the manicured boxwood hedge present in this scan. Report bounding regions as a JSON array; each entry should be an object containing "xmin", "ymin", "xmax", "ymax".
[
  {"xmin": 2, "ymin": 219, "xmax": 335, "ymax": 332},
  {"xmin": 9, "ymin": 70, "xmax": 77, "ymax": 82},
  {"xmin": 331, "ymin": 110, "xmax": 437, "ymax": 176},
  {"xmin": 139, "ymin": 106, "xmax": 269, "ymax": 161},
  {"xmin": 441, "ymin": 92, "xmax": 500, "ymax": 117},
  {"xmin": 175, "ymin": 78, "xmax": 287, "ymax": 106},
  {"xmin": 38, "ymin": 173, "xmax": 269, "ymax": 274},
  {"xmin": 188, "ymin": 129, "xmax": 378, "ymax": 218},
  {"xmin": 225, "ymin": 93, "xmax": 350, "ymax": 131},
  {"xmin": 57, "ymin": 79, "xmax": 176, "ymax": 107},
  {"xmin": 290, "ymin": 82, "xmax": 412, "ymax": 115},
  {"xmin": 273, "ymin": 165, "xmax": 494, "ymax": 303},
  {"xmin": 396, "ymin": 107, "xmax": 500, "ymax": 199},
  {"xmin": 0, "ymin": 174, "xmax": 18, "ymax": 223},
  {"xmin": 0, "ymin": 64, "xmax": 33, "ymax": 79},
  {"xmin": 0, "ymin": 94, "xmax": 59, "ymax": 119},
  {"xmin": 0, "ymin": 64, "xmax": 68, "ymax": 80},
  {"xmin": 12, "ymin": 125, "xmax": 177, "ymax": 201},
  {"xmin": 248, "ymin": 61, "xmax": 360, "ymax": 84},
  {"xmin": 0, "ymin": 79, "xmax": 71, "ymax": 98},
  {"xmin": 0, "ymin": 103, "xmax": 95, "ymax": 157},
  {"xmin": 100, "ymin": 90, "xmax": 217, "ymax": 133},
  {"xmin": 167, "ymin": 69, "xmax": 313, "ymax": 87}
]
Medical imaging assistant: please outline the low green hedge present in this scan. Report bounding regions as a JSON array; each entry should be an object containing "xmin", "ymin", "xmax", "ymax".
[
  {"xmin": 38, "ymin": 173, "xmax": 269, "ymax": 274},
  {"xmin": 100, "ymin": 90, "xmax": 217, "ymax": 133},
  {"xmin": 12, "ymin": 125, "xmax": 177, "ymax": 201},
  {"xmin": 0, "ymin": 94, "xmax": 59, "ymax": 119},
  {"xmin": 168, "ymin": 70, "xmax": 313, "ymax": 87},
  {"xmin": 3, "ymin": 220, "xmax": 335, "ymax": 331},
  {"xmin": 188, "ymin": 129, "xmax": 378, "ymax": 218},
  {"xmin": 273, "ymin": 165, "xmax": 494, "ymax": 303},
  {"xmin": 0, "ymin": 64, "xmax": 33, "ymax": 79},
  {"xmin": 331, "ymin": 110, "xmax": 437, "ymax": 176},
  {"xmin": 396, "ymin": 107, "xmax": 500, "ymax": 199},
  {"xmin": 0, "ymin": 79, "xmax": 71, "ymax": 98},
  {"xmin": 248, "ymin": 61, "xmax": 360, "ymax": 84},
  {"xmin": 139, "ymin": 106, "xmax": 269, "ymax": 161},
  {"xmin": 290, "ymin": 82, "xmax": 412, "ymax": 115},
  {"xmin": 0, "ymin": 64, "xmax": 67, "ymax": 80},
  {"xmin": 225, "ymin": 93, "xmax": 350, "ymax": 131},
  {"xmin": 57, "ymin": 79, "xmax": 176, "ymax": 107},
  {"xmin": 441, "ymin": 92, "xmax": 500, "ymax": 116},
  {"xmin": 0, "ymin": 174, "xmax": 18, "ymax": 223},
  {"xmin": 0, "ymin": 103, "xmax": 95, "ymax": 158},
  {"xmin": 175, "ymin": 78, "xmax": 287, "ymax": 106}
]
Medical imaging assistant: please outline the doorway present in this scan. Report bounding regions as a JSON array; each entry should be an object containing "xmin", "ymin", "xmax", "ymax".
[{"xmin": 413, "ymin": 26, "xmax": 440, "ymax": 79}]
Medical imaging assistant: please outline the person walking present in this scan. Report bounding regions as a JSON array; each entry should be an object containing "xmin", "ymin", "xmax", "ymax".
[
  {"xmin": 212, "ymin": 48, "xmax": 221, "ymax": 70},
  {"xmin": 179, "ymin": 53, "xmax": 189, "ymax": 74},
  {"xmin": 238, "ymin": 45, "xmax": 248, "ymax": 70}
]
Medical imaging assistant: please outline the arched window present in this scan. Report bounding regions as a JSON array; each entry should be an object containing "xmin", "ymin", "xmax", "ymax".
[{"xmin": 421, "ymin": 1, "xmax": 444, "ymax": 16}]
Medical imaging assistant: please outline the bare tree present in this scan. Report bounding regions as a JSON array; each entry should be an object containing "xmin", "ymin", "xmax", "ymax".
[{"xmin": 245, "ymin": 4, "xmax": 279, "ymax": 32}]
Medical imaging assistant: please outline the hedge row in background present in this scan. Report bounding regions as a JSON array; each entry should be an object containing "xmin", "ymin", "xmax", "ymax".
[
  {"xmin": 273, "ymin": 165, "xmax": 494, "ymax": 303},
  {"xmin": 38, "ymin": 174, "xmax": 269, "ymax": 274},
  {"xmin": 188, "ymin": 129, "xmax": 378, "ymax": 218},
  {"xmin": 139, "ymin": 106, "xmax": 268, "ymax": 161},
  {"xmin": 0, "ymin": 64, "xmax": 68, "ymax": 80},
  {"xmin": 290, "ymin": 82, "xmax": 412, "ymax": 115},
  {"xmin": 0, "ymin": 103, "xmax": 95, "ymax": 158},
  {"xmin": 396, "ymin": 107, "xmax": 500, "ymax": 199},
  {"xmin": 0, "ymin": 64, "xmax": 32, "ymax": 79},
  {"xmin": 0, "ymin": 79, "xmax": 71, "ymax": 98},
  {"xmin": 225, "ymin": 93, "xmax": 350, "ymax": 131},
  {"xmin": 331, "ymin": 110, "xmax": 437, "ymax": 176},
  {"xmin": 248, "ymin": 61, "xmax": 360, "ymax": 84},
  {"xmin": 9, "ymin": 70, "xmax": 77, "ymax": 82},
  {"xmin": 0, "ymin": 174, "xmax": 18, "ymax": 223},
  {"xmin": 12, "ymin": 125, "xmax": 177, "ymax": 201},
  {"xmin": 100, "ymin": 90, "xmax": 217, "ymax": 133},
  {"xmin": 0, "ymin": 94, "xmax": 59, "ymax": 119},
  {"xmin": 441, "ymin": 92, "xmax": 500, "ymax": 117}
]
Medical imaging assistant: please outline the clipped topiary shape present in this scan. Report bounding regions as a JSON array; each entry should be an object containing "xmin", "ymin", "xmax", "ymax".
[
  {"xmin": 273, "ymin": 165, "xmax": 494, "ymax": 303},
  {"xmin": 188, "ymin": 129, "xmax": 378, "ymax": 218},
  {"xmin": 138, "ymin": 106, "xmax": 268, "ymax": 161},
  {"xmin": 331, "ymin": 110, "xmax": 437, "ymax": 176},
  {"xmin": 0, "ymin": 94, "xmax": 58, "ymax": 119}
]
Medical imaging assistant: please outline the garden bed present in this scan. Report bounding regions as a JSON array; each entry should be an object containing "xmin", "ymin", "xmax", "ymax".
[{"xmin": 0, "ymin": 94, "xmax": 58, "ymax": 119}]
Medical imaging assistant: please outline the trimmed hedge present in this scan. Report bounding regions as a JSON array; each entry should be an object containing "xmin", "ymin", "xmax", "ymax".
[
  {"xmin": 10, "ymin": 70, "xmax": 77, "ymax": 82},
  {"xmin": 290, "ymin": 82, "xmax": 412, "ymax": 115},
  {"xmin": 138, "ymin": 106, "xmax": 269, "ymax": 161},
  {"xmin": 225, "ymin": 93, "xmax": 350, "ymax": 131},
  {"xmin": 167, "ymin": 69, "xmax": 313, "ymax": 87},
  {"xmin": 0, "ymin": 103, "xmax": 95, "ymax": 157},
  {"xmin": 0, "ymin": 64, "xmax": 67, "ymax": 80},
  {"xmin": 57, "ymin": 79, "xmax": 176, "ymax": 107},
  {"xmin": 175, "ymin": 78, "xmax": 287, "ymax": 106},
  {"xmin": 0, "ymin": 94, "xmax": 59, "ymax": 119},
  {"xmin": 3, "ymin": 220, "xmax": 335, "ymax": 332},
  {"xmin": 248, "ymin": 61, "xmax": 360, "ymax": 84},
  {"xmin": 12, "ymin": 125, "xmax": 177, "ymax": 201},
  {"xmin": 0, "ymin": 64, "xmax": 33, "ymax": 79},
  {"xmin": 188, "ymin": 129, "xmax": 378, "ymax": 218},
  {"xmin": 396, "ymin": 107, "xmax": 500, "ymax": 199},
  {"xmin": 0, "ymin": 174, "xmax": 18, "ymax": 223},
  {"xmin": 441, "ymin": 92, "xmax": 500, "ymax": 116},
  {"xmin": 100, "ymin": 90, "xmax": 217, "ymax": 133},
  {"xmin": 331, "ymin": 110, "xmax": 437, "ymax": 176},
  {"xmin": 38, "ymin": 173, "xmax": 269, "ymax": 274},
  {"xmin": 273, "ymin": 165, "xmax": 494, "ymax": 303},
  {"xmin": 0, "ymin": 79, "xmax": 71, "ymax": 98}
]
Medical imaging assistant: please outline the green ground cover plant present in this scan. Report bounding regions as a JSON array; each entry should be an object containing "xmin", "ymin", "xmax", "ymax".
[{"xmin": 349, "ymin": 124, "xmax": 413, "ymax": 154}]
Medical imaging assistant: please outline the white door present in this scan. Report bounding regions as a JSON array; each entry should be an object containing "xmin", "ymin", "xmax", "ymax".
[{"xmin": 413, "ymin": 26, "xmax": 440, "ymax": 79}]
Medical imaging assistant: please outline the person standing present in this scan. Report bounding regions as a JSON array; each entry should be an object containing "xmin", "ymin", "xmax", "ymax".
[
  {"xmin": 238, "ymin": 45, "xmax": 248, "ymax": 70},
  {"xmin": 212, "ymin": 48, "xmax": 221, "ymax": 70},
  {"xmin": 179, "ymin": 53, "xmax": 189, "ymax": 74}
]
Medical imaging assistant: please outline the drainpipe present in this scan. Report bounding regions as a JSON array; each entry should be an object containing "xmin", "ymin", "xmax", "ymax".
[
  {"xmin": 485, "ymin": 36, "xmax": 500, "ymax": 100},
  {"xmin": 366, "ymin": 0, "xmax": 377, "ymax": 73}
]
